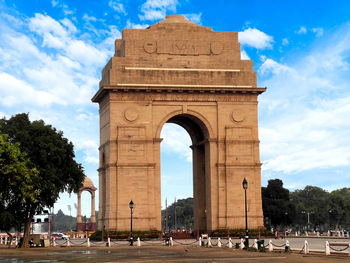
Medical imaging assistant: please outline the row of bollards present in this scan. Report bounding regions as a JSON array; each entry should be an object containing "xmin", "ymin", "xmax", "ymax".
[{"xmin": 1, "ymin": 235, "xmax": 349, "ymax": 255}]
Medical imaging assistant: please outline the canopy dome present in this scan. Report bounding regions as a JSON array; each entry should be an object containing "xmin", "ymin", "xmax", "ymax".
[{"xmin": 80, "ymin": 177, "xmax": 97, "ymax": 191}]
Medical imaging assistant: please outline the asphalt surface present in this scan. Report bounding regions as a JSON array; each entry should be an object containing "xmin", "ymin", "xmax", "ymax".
[{"xmin": 0, "ymin": 239, "xmax": 350, "ymax": 263}]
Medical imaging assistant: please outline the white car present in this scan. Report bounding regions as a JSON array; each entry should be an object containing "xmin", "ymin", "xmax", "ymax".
[
  {"xmin": 52, "ymin": 233, "xmax": 69, "ymax": 240},
  {"xmin": 58, "ymin": 233, "xmax": 69, "ymax": 240}
]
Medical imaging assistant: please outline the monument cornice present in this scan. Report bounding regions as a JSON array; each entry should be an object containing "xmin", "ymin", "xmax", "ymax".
[
  {"xmin": 216, "ymin": 163, "xmax": 263, "ymax": 167},
  {"xmin": 92, "ymin": 84, "xmax": 266, "ymax": 102}
]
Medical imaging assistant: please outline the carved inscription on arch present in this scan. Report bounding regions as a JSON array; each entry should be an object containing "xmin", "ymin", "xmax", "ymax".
[{"xmin": 144, "ymin": 40, "xmax": 223, "ymax": 55}]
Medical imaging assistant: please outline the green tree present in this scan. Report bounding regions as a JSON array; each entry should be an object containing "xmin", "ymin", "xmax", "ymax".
[
  {"xmin": 0, "ymin": 113, "xmax": 85, "ymax": 248},
  {"xmin": 262, "ymin": 179, "xmax": 295, "ymax": 228},
  {"xmin": 0, "ymin": 131, "xmax": 40, "ymax": 247},
  {"xmin": 290, "ymin": 186, "xmax": 329, "ymax": 231},
  {"xmin": 329, "ymin": 188, "xmax": 350, "ymax": 230},
  {"xmin": 162, "ymin": 198, "xmax": 194, "ymax": 231}
]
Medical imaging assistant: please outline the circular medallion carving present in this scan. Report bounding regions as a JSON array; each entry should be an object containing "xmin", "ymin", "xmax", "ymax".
[
  {"xmin": 210, "ymin": 42, "xmax": 223, "ymax": 55},
  {"xmin": 144, "ymin": 41, "xmax": 157, "ymax": 54},
  {"xmin": 124, "ymin": 108, "xmax": 139, "ymax": 122},
  {"xmin": 231, "ymin": 111, "xmax": 245, "ymax": 123}
]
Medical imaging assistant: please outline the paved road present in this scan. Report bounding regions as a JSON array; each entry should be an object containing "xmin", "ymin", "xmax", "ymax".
[{"xmin": 1, "ymin": 246, "xmax": 350, "ymax": 263}]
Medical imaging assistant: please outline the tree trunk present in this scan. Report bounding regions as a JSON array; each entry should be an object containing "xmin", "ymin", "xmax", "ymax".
[
  {"xmin": 21, "ymin": 212, "xmax": 33, "ymax": 248},
  {"xmin": 6, "ymin": 232, "xmax": 13, "ymax": 248}
]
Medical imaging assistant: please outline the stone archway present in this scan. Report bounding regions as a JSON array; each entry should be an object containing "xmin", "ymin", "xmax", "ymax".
[
  {"xmin": 76, "ymin": 177, "xmax": 97, "ymax": 232},
  {"xmin": 162, "ymin": 113, "xmax": 210, "ymax": 233},
  {"xmin": 92, "ymin": 15, "xmax": 265, "ymax": 233}
]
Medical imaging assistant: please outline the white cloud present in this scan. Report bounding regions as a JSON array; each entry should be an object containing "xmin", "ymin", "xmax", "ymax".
[
  {"xmin": 184, "ymin": 13, "xmax": 202, "ymax": 24},
  {"xmin": 241, "ymin": 50, "xmax": 250, "ymax": 60},
  {"xmin": 139, "ymin": 0, "xmax": 178, "ymax": 21},
  {"xmin": 51, "ymin": 0, "xmax": 59, "ymax": 7},
  {"xmin": 238, "ymin": 28, "xmax": 274, "ymax": 49},
  {"xmin": 82, "ymin": 14, "xmax": 97, "ymax": 22},
  {"xmin": 259, "ymin": 23, "xmax": 350, "ymax": 175},
  {"xmin": 0, "ymin": 73, "xmax": 60, "ymax": 107},
  {"xmin": 75, "ymin": 139, "xmax": 99, "ymax": 164},
  {"xmin": 0, "ymin": 13, "xmax": 118, "ymax": 109},
  {"xmin": 312, "ymin": 27, "xmax": 324, "ymax": 37},
  {"xmin": 259, "ymin": 58, "xmax": 295, "ymax": 75},
  {"xmin": 282, "ymin": 38, "xmax": 289, "ymax": 45},
  {"xmin": 296, "ymin": 26, "xmax": 307, "ymax": 34},
  {"xmin": 29, "ymin": 13, "xmax": 67, "ymax": 38},
  {"xmin": 161, "ymin": 123, "xmax": 192, "ymax": 162},
  {"xmin": 108, "ymin": 0, "xmax": 127, "ymax": 15},
  {"xmin": 60, "ymin": 18, "xmax": 77, "ymax": 33},
  {"xmin": 126, "ymin": 20, "xmax": 149, "ymax": 29}
]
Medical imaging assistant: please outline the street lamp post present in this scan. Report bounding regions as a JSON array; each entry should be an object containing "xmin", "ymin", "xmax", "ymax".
[
  {"xmin": 301, "ymin": 211, "xmax": 313, "ymax": 232},
  {"xmin": 129, "ymin": 200, "xmax": 134, "ymax": 246},
  {"xmin": 242, "ymin": 178, "xmax": 249, "ymax": 249}
]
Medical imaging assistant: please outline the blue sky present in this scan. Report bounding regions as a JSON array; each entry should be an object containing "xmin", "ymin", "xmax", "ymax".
[{"xmin": 1, "ymin": 0, "xmax": 350, "ymax": 218}]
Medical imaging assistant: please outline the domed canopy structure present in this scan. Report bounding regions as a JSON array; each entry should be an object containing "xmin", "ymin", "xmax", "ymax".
[
  {"xmin": 81, "ymin": 177, "xmax": 97, "ymax": 192},
  {"xmin": 76, "ymin": 176, "xmax": 97, "ymax": 232}
]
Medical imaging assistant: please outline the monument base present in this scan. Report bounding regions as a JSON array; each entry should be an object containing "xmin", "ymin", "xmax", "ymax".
[{"xmin": 76, "ymin": 222, "xmax": 96, "ymax": 232}]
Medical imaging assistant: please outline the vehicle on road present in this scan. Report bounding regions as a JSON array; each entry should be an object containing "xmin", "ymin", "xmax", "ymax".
[{"xmin": 51, "ymin": 232, "xmax": 69, "ymax": 240}]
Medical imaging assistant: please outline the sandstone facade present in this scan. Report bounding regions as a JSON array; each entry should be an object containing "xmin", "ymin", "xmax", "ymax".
[{"xmin": 92, "ymin": 15, "xmax": 265, "ymax": 233}]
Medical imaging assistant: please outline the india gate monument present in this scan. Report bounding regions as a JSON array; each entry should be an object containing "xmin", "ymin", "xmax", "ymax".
[{"xmin": 92, "ymin": 15, "xmax": 265, "ymax": 233}]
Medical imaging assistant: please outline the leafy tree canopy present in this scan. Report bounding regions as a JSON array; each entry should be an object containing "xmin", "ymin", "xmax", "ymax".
[
  {"xmin": 0, "ymin": 113, "xmax": 85, "ymax": 247},
  {"xmin": 0, "ymin": 130, "xmax": 40, "ymax": 236},
  {"xmin": 262, "ymin": 179, "xmax": 296, "ymax": 228},
  {"xmin": 290, "ymin": 186, "xmax": 329, "ymax": 227},
  {"xmin": 329, "ymin": 188, "xmax": 350, "ymax": 229}
]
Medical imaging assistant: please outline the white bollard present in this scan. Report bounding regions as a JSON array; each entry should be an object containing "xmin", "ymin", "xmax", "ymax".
[
  {"xmin": 137, "ymin": 237, "xmax": 141, "ymax": 247},
  {"xmin": 285, "ymin": 240, "xmax": 290, "ymax": 252},
  {"xmin": 325, "ymin": 241, "xmax": 330, "ymax": 255},
  {"xmin": 170, "ymin": 237, "xmax": 174, "ymax": 246},
  {"xmin": 317, "ymin": 232, "xmax": 320, "ymax": 237},
  {"xmin": 15, "ymin": 237, "xmax": 18, "ymax": 246},
  {"xmin": 240, "ymin": 238, "xmax": 245, "ymax": 250},
  {"xmin": 67, "ymin": 239, "xmax": 70, "ymax": 247},
  {"xmin": 53, "ymin": 238, "xmax": 56, "ymax": 247},
  {"xmin": 87, "ymin": 238, "xmax": 90, "ymax": 247},
  {"xmin": 228, "ymin": 237, "xmax": 232, "ymax": 248},
  {"xmin": 5, "ymin": 236, "xmax": 7, "ymax": 245},
  {"xmin": 295, "ymin": 231, "xmax": 298, "ymax": 237},
  {"xmin": 253, "ymin": 239, "xmax": 258, "ymax": 249},
  {"xmin": 107, "ymin": 237, "xmax": 111, "ymax": 247},
  {"xmin": 305, "ymin": 231, "xmax": 308, "ymax": 237},
  {"xmin": 218, "ymin": 238, "xmax": 221, "ymax": 247},
  {"xmin": 327, "ymin": 230, "xmax": 330, "ymax": 237},
  {"xmin": 304, "ymin": 240, "xmax": 309, "ymax": 254},
  {"xmin": 0, "ymin": 236, "xmax": 3, "ymax": 245},
  {"xmin": 268, "ymin": 240, "xmax": 273, "ymax": 252},
  {"xmin": 208, "ymin": 237, "xmax": 212, "ymax": 247},
  {"xmin": 199, "ymin": 237, "xmax": 202, "ymax": 247}
]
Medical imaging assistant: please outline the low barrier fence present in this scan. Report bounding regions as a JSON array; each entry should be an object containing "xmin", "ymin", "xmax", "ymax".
[{"xmin": 0, "ymin": 235, "xmax": 349, "ymax": 256}]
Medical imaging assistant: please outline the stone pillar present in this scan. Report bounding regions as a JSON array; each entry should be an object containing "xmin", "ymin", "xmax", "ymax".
[
  {"xmin": 77, "ymin": 190, "xmax": 82, "ymax": 223},
  {"xmin": 91, "ymin": 191, "xmax": 96, "ymax": 223}
]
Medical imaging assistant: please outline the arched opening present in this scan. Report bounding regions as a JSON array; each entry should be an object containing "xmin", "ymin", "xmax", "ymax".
[
  {"xmin": 81, "ymin": 191, "xmax": 92, "ymax": 221},
  {"xmin": 160, "ymin": 114, "xmax": 210, "ymax": 234}
]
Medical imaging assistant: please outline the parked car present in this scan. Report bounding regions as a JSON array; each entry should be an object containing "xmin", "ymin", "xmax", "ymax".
[{"xmin": 51, "ymin": 233, "xmax": 69, "ymax": 240}]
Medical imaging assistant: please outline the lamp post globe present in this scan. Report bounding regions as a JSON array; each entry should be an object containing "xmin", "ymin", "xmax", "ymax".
[
  {"xmin": 242, "ymin": 178, "xmax": 248, "ymax": 190},
  {"xmin": 242, "ymin": 178, "xmax": 249, "ymax": 249},
  {"xmin": 129, "ymin": 200, "xmax": 134, "ymax": 246}
]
